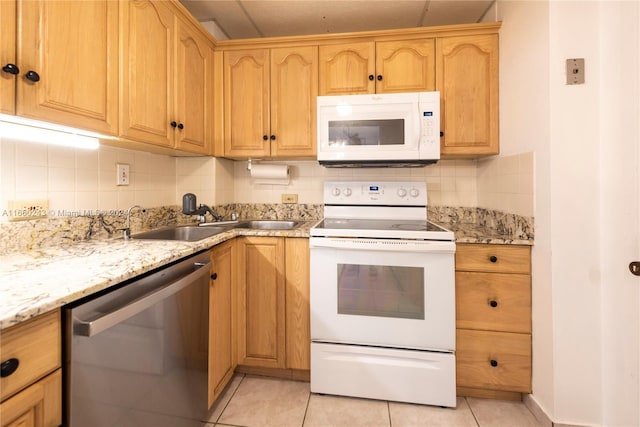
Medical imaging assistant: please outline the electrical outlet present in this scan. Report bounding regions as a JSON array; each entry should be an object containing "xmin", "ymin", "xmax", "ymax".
[
  {"xmin": 116, "ymin": 163, "xmax": 130, "ymax": 186},
  {"xmin": 7, "ymin": 199, "xmax": 49, "ymax": 221},
  {"xmin": 282, "ymin": 193, "xmax": 298, "ymax": 204}
]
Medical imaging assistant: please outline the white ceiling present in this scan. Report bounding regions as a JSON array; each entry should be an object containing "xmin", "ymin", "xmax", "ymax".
[{"xmin": 179, "ymin": 0, "xmax": 495, "ymax": 40}]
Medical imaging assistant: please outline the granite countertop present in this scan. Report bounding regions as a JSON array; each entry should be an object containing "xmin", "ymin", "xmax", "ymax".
[
  {"xmin": 0, "ymin": 222, "xmax": 316, "ymax": 331},
  {"xmin": 0, "ymin": 217, "xmax": 532, "ymax": 331},
  {"xmin": 442, "ymin": 222, "xmax": 534, "ymax": 245}
]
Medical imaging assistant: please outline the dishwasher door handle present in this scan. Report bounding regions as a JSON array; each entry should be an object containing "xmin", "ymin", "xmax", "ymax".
[{"xmin": 74, "ymin": 260, "xmax": 211, "ymax": 337}]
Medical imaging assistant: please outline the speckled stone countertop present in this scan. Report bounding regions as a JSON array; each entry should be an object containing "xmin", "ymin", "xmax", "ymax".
[
  {"xmin": 429, "ymin": 206, "xmax": 534, "ymax": 246},
  {"xmin": 0, "ymin": 205, "xmax": 533, "ymax": 330},
  {"xmin": 0, "ymin": 222, "xmax": 316, "ymax": 331},
  {"xmin": 441, "ymin": 222, "xmax": 534, "ymax": 245}
]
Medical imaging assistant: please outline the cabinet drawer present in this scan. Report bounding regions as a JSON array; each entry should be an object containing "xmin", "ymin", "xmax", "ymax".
[
  {"xmin": 456, "ymin": 329, "xmax": 531, "ymax": 393},
  {"xmin": 0, "ymin": 310, "xmax": 61, "ymax": 402},
  {"xmin": 456, "ymin": 272, "xmax": 531, "ymax": 333},
  {"xmin": 456, "ymin": 244, "xmax": 531, "ymax": 274}
]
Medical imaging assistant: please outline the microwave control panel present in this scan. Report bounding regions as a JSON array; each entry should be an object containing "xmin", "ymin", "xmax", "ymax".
[{"xmin": 418, "ymin": 93, "xmax": 440, "ymax": 149}]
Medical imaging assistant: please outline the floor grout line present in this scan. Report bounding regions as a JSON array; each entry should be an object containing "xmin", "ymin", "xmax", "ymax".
[
  {"xmin": 466, "ymin": 397, "xmax": 482, "ymax": 427},
  {"xmin": 213, "ymin": 374, "xmax": 246, "ymax": 425},
  {"xmin": 301, "ymin": 388, "xmax": 312, "ymax": 427}
]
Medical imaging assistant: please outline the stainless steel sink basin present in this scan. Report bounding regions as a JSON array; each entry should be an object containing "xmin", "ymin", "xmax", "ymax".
[
  {"xmin": 233, "ymin": 220, "xmax": 304, "ymax": 230},
  {"xmin": 131, "ymin": 225, "xmax": 228, "ymax": 241}
]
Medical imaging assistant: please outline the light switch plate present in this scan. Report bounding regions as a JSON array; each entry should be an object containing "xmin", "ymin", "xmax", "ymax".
[{"xmin": 116, "ymin": 163, "xmax": 130, "ymax": 186}]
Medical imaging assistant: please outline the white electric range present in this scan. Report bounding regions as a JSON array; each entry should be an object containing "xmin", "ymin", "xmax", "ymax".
[{"xmin": 309, "ymin": 181, "xmax": 457, "ymax": 407}]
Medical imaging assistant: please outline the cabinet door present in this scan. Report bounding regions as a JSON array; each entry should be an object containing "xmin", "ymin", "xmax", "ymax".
[
  {"xmin": 285, "ymin": 238, "xmax": 310, "ymax": 371},
  {"xmin": 208, "ymin": 240, "xmax": 235, "ymax": 408},
  {"xmin": 375, "ymin": 39, "xmax": 435, "ymax": 93},
  {"xmin": 236, "ymin": 237, "xmax": 286, "ymax": 369},
  {"xmin": 319, "ymin": 42, "xmax": 374, "ymax": 95},
  {"xmin": 174, "ymin": 15, "xmax": 212, "ymax": 154},
  {"xmin": 0, "ymin": 370, "xmax": 61, "ymax": 427},
  {"xmin": 0, "ymin": 0, "xmax": 16, "ymax": 115},
  {"xmin": 270, "ymin": 46, "xmax": 318, "ymax": 158},
  {"xmin": 120, "ymin": 0, "xmax": 174, "ymax": 147},
  {"xmin": 437, "ymin": 34, "xmax": 499, "ymax": 157},
  {"xmin": 17, "ymin": 0, "xmax": 118, "ymax": 134},
  {"xmin": 223, "ymin": 49, "xmax": 270, "ymax": 157}
]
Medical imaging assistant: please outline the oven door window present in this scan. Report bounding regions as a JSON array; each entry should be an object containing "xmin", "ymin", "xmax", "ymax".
[{"xmin": 337, "ymin": 263, "xmax": 424, "ymax": 320}]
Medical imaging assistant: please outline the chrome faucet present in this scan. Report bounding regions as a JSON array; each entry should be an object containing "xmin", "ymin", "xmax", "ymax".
[
  {"xmin": 194, "ymin": 204, "xmax": 223, "ymax": 223},
  {"xmin": 122, "ymin": 205, "xmax": 146, "ymax": 240}
]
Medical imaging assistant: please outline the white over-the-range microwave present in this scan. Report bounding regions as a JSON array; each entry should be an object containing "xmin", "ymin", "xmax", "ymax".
[{"xmin": 316, "ymin": 91, "xmax": 440, "ymax": 167}]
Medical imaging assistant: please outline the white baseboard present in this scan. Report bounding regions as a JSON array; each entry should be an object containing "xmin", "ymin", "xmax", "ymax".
[
  {"xmin": 524, "ymin": 394, "xmax": 596, "ymax": 427},
  {"xmin": 523, "ymin": 393, "xmax": 553, "ymax": 426}
]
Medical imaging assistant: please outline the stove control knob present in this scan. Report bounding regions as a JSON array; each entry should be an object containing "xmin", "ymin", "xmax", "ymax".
[
  {"xmin": 410, "ymin": 188, "xmax": 420, "ymax": 198},
  {"xmin": 397, "ymin": 188, "xmax": 407, "ymax": 198},
  {"xmin": 331, "ymin": 187, "xmax": 341, "ymax": 197},
  {"xmin": 343, "ymin": 188, "xmax": 352, "ymax": 197}
]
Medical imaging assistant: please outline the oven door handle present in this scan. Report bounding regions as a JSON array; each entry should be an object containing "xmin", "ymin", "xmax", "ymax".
[
  {"xmin": 73, "ymin": 260, "xmax": 211, "ymax": 337},
  {"xmin": 309, "ymin": 237, "xmax": 455, "ymax": 253}
]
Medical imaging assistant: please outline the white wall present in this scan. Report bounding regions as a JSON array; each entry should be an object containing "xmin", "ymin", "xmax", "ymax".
[
  {"xmin": 549, "ymin": 2, "xmax": 603, "ymax": 423},
  {"xmin": 497, "ymin": 1, "xmax": 640, "ymax": 425},
  {"xmin": 494, "ymin": 1, "xmax": 555, "ymax": 419}
]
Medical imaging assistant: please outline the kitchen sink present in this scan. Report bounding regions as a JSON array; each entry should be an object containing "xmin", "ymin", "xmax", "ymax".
[
  {"xmin": 131, "ymin": 220, "xmax": 304, "ymax": 241},
  {"xmin": 233, "ymin": 220, "xmax": 304, "ymax": 230},
  {"xmin": 131, "ymin": 225, "xmax": 229, "ymax": 241}
]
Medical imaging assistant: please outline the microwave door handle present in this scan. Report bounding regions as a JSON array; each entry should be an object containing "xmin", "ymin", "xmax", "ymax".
[{"xmin": 73, "ymin": 261, "xmax": 211, "ymax": 337}]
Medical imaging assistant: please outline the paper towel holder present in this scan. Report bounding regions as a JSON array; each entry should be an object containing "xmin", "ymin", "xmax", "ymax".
[{"xmin": 247, "ymin": 159, "xmax": 290, "ymax": 185}]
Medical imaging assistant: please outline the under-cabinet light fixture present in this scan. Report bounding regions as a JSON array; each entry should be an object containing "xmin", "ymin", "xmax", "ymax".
[{"xmin": 0, "ymin": 113, "xmax": 113, "ymax": 150}]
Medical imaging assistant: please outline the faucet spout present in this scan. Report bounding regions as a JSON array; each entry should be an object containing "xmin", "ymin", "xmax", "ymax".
[
  {"xmin": 195, "ymin": 204, "xmax": 223, "ymax": 222},
  {"xmin": 123, "ymin": 205, "xmax": 146, "ymax": 240}
]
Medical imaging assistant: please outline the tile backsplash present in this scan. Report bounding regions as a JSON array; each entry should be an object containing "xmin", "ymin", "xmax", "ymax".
[
  {"xmin": 1, "ymin": 135, "xmax": 534, "ymax": 225},
  {"xmin": 232, "ymin": 153, "xmax": 534, "ymax": 217}
]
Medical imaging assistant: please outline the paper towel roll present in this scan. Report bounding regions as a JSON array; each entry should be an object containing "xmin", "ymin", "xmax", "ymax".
[{"xmin": 250, "ymin": 164, "xmax": 290, "ymax": 185}]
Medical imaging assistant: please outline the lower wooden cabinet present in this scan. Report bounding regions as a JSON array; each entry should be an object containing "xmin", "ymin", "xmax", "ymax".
[
  {"xmin": 455, "ymin": 244, "xmax": 532, "ymax": 398},
  {"xmin": 236, "ymin": 236, "xmax": 287, "ymax": 369},
  {"xmin": 0, "ymin": 310, "xmax": 61, "ymax": 427},
  {"xmin": 0, "ymin": 370, "xmax": 61, "ymax": 427},
  {"xmin": 235, "ymin": 236, "xmax": 310, "ymax": 377},
  {"xmin": 456, "ymin": 329, "xmax": 531, "ymax": 393},
  {"xmin": 208, "ymin": 239, "xmax": 237, "ymax": 407},
  {"xmin": 285, "ymin": 238, "xmax": 311, "ymax": 371}
]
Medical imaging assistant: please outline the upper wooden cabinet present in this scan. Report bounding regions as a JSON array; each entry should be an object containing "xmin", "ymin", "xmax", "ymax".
[
  {"xmin": 437, "ymin": 34, "xmax": 499, "ymax": 157},
  {"xmin": 319, "ymin": 39, "xmax": 436, "ymax": 95},
  {"xmin": 5, "ymin": 0, "xmax": 119, "ymax": 134},
  {"xmin": 223, "ymin": 46, "xmax": 318, "ymax": 159},
  {"xmin": 0, "ymin": 0, "xmax": 16, "ymax": 115},
  {"xmin": 120, "ymin": 0, "xmax": 213, "ymax": 154},
  {"xmin": 174, "ymin": 14, "xmax": 213, "ymax": 154}
]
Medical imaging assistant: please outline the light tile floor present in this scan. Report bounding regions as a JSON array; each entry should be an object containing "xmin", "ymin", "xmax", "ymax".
[{"xmin": 203, "ymin": 374, "xmax": 544, "ymax": 427}]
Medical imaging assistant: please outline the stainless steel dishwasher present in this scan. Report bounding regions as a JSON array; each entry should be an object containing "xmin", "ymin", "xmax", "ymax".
[{"xmin": 64, "ymin": 250, "xmax": 212, "ymax": 427}]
